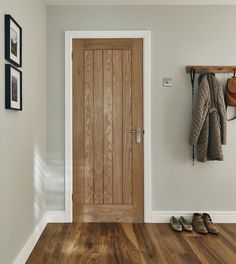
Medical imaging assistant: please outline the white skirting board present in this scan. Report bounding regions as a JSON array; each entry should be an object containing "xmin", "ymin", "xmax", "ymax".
[
  {"xmin": 152, "ymin": 211, "xmax": 236, "ymax": 223},
  {"xmin": 47, "ymin": 211, "xmax": 69, "ymax": 223},
  {"xmin": 13, "ymin": 214, "xmax": 47, "ymax": 264},
  {"xmin": 47, "ymin": 211, "xmax": 236, "ymax": 224}
]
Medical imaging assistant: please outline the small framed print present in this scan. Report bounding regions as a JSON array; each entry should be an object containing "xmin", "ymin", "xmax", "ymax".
[
  {"xmin": 5, "ymin": 15, "xmax": 22, "ymax": 67},
  {"xmin": 5, "ymin": 64, "xmax": 22, "ymax": 111}
]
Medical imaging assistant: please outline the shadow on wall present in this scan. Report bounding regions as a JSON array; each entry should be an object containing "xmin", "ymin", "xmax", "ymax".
[
  {"xmin": 33, "ymin": 145, "xmax": 46, "ymax": 224},
  {"xmin": 46, "ymin": 153, "xmax": 65, "ymax": 211},
  {"xmin": 160, "ymin": 68, "xmax": 192, "ymax": 163}
]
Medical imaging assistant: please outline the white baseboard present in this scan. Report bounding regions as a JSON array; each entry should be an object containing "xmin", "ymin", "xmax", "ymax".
[
  {"xmin": 152, "ymin": 211, "xmax": 236, "ymax": 223},
  {"xmin": 47, "ymin": 211, "xmax": 69, "ymax": 223},
  {"xmin": 13, "ymin": 214, "xmax": 47, "ymax": 264}
]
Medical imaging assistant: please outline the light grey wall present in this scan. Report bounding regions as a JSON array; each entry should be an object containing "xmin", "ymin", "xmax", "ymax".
[
  {"xmin": 47, "ymin": 5, "xmax": 236, "ymax": 212},
  {"xmin": 0, "ymin": 0, "xmax": 47, "ymax": 263}
]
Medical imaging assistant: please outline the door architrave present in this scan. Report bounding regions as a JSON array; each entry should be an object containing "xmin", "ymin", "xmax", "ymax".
[{"xmin": 65, "ymin": 30, "xmax": 152, "ymax": 222}]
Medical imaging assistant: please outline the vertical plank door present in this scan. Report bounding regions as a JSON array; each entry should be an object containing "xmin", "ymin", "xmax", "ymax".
[{"xmin": 73, "ymin": 39, "xmax": 143, "ymax": 222}]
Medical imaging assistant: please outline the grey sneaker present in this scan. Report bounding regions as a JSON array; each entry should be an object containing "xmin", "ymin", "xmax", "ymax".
[
  {"xmin": 170, "ymin": 216, "xmax": 182, "ymax": 232},
  {"xmin": 179, "ymin": 216, "xmax": 193, "ymax": 232}
]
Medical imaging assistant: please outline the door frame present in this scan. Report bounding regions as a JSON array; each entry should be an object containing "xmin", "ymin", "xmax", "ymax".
[{"xmin": 65, "ymin": 31, "xmax": 152, "ymax": 222}]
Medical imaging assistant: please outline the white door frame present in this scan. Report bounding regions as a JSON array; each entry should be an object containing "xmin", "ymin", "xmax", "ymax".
[{"xmin": 65, "ymin": 31, "xmax": 152, "ymax": 222}]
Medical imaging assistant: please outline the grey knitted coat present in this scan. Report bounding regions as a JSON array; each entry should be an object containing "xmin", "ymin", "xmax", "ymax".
[{"xmin": 189, "ymin": 73, "xmax": 226, "ymax": 162}]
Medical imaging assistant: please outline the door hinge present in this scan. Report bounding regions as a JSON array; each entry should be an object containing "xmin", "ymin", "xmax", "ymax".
[
  {"xmin": 72, "ymin": 193, "xmax": 74, "ymax": 201},
  {"xmin": 71, "ymin": 52, "xmax": 73, "ymax": 60}
]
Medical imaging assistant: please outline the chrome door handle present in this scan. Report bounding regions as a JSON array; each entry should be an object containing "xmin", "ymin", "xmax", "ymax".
[{"xmin": 130, "ymin": 127, "xmax": 142, "ymax": 143}]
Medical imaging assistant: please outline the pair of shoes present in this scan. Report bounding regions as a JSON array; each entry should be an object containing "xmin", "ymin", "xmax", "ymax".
[
  {"xmin": 170, "ymin": 216, "xmax": 193, "ymax": 232},
  {"xmin": 192, "ymin": 213, "xmax": 219, "ymax": 234}
]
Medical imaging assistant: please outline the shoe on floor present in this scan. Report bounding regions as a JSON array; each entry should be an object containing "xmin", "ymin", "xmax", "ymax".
[
  {"xmin": 170, "ymin": 216, "xmax": 182, "ymax": 232},
  {"xmin": 192, "ymin": 213, "xmax": 208, "ymax": 234},
  {"xmin": 203, "ymin": 213, "xmax": 219, "ymax": 234},
  {"xmin": 179, "ymin": 216, "xmax": 193, "ymax": 231}
]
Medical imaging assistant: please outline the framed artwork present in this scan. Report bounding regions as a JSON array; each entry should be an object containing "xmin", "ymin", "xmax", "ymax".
[
  {"xmin": 5, "ymin": 15, "xmax": 22, "ymax": 67},
  {"xmin": 5, "ymin": 64, "xmax": 22, "ymax": 111}
]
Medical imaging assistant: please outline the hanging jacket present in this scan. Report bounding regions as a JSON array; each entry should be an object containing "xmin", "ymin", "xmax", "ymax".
[{"xmin": 189, "ymin": 73, "xmax": 226, "ymax": 162}]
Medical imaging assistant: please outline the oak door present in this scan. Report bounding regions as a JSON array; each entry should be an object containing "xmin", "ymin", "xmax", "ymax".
[{"xmin": 73, "ymin": 39, "xmax": 143, "ymax": 222}]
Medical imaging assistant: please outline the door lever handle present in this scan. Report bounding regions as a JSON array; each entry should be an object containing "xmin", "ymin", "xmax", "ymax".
[
  {"xmin": 130, "ymin": 127, "xmax": 142, "ymax": 143},
  {"xmin": 130, "ymin": 128, "xmax": 141, "ymax": 133}
]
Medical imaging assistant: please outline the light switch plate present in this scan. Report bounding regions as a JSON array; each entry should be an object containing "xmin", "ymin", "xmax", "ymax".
[{"xmin": 163, "ymin": 78, "xmax": 172, "ymax": 87}]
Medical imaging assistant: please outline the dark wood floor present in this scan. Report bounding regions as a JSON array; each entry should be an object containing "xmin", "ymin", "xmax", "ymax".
[{"xmin": 27, "ymin": 223, "xmax": 236, "ymax": 264}]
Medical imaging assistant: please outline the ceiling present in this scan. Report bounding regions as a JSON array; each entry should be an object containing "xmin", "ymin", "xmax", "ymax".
[{"xmin": 45, "ymin": 0, "xmax": 236, "ymax": 6}]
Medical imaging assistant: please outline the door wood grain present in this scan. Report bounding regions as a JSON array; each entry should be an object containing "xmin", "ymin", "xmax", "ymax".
[
  {"xmin": 113, "ymin": 50, "xmax": 123, "ymax": 205},
  {"xmin": 84, "ymin": 50, "xmax": 94, "ymax": 205},
  {"xmin": 73, "ymin": 39, "xmax": 143, "ymax": 222},
  {"xmin": 123, "ymin": 50, "xmax": 133, "ymax": 205},
  {"xmin": 93, "ymin": 50, "xmax": 104, "ymax": 205},
  {"xmin": 103, "ymin": 50, "xmax": 113, "ymax": 205}
]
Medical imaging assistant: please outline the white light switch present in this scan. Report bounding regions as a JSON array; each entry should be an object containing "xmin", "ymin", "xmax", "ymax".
[{"xmin": 163, "ymin": 78, "xmax": 172, "ymax": 87}]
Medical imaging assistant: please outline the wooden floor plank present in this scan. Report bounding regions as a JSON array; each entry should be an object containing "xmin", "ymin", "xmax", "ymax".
[
  {"xmin": 26, "ymin": 224, "xmax": 63, "ymax": 264},
  {"xmin": 27, "ymin": 223, "xmax": 236, "ymax": 264},
  {"xmin": 132, "ymin": 224, "xmax": 159, "ymax": 264},
  {"xmin": 152, "ymin": 224, "xmax": 194, "ymax": 264},
  {"xmin": 53, "ymin": 224, "xmax": 82, "ymax": 263}
]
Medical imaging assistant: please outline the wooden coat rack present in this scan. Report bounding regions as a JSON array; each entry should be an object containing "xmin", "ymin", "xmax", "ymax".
[{"xmin": 186, "ymin": 65, "xmax": 236, "ymax": 74}]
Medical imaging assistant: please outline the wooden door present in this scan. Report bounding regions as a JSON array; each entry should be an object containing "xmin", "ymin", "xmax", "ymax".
[{"xmin": 73, "ymin": 39, "xmax": 143, "ymax": 222}]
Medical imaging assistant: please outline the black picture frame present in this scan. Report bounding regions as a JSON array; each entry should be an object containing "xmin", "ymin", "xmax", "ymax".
[
  {"xmin": 5, "ymin": 64, "xmax": 22, "ymax": 111},
  {"xmin": 5, "ymin": 15, "xmax": 22, "ymax": 67}
]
